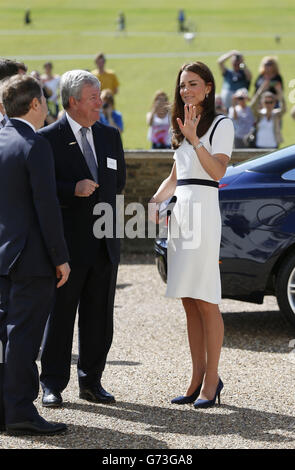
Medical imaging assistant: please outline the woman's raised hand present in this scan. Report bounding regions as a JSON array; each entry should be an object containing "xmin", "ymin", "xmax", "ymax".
[{"xmin": 176, "ymin": 104, "xmax": 201, "ymax": 144}]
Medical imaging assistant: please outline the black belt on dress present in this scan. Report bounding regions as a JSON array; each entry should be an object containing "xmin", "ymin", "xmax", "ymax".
[{"xmin": 176, "ymin": 178, "xmax": 219, "ymax": 188}]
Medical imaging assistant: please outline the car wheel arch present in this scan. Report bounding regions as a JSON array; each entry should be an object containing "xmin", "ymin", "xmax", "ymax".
[
  {"xmin": 271, "ymin": 244, "xmax": 295, "ymax": 329},
  {"xmin": 269, "ymin": 243, "xmax": 295, "ymax": 287}
]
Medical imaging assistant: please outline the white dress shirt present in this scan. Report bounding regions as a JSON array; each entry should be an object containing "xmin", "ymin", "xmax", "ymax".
[{"xmin": 66, "ymin": 112, "xmax": 98, "ymax": 165}]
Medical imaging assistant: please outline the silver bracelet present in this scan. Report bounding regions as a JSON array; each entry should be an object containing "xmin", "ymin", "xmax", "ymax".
[{"xmin": 193, "ymin": 141, "xmax": 203, "ymax": 151}]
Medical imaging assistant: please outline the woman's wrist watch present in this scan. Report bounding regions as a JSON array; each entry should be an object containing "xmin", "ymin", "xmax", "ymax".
[{"xmin": 193, "ymin": 141, "xmax": 204, "ymax": 151}]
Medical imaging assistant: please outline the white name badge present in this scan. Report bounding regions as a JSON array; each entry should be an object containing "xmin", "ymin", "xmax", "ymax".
[{"xmin": 107, "ymin": 157, "xmax": 117, "ymax": 170}]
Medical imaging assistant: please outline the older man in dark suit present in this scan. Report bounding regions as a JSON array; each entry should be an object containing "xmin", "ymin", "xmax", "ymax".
[
  {"xmin": 0, "ymin": 75, "xmax": 70, "ymax": 435},
  {"xmin": 39, "ymin": 70, "xmax": 126, "ymax": 407}
]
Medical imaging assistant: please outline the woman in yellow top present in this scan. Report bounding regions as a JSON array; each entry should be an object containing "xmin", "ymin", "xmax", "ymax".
[{"xmin": 91, "ymin": 53, "xmax": 119, "ymax": 95}]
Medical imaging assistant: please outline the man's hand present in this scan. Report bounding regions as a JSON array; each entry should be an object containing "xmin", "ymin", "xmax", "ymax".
[
  {"xmin": 75, "ymin": 179, "xmax": 99, "ymax": 197},
  {"xmin": 56, "ymin": 262, "xmax": 71, "ymax": 288}
]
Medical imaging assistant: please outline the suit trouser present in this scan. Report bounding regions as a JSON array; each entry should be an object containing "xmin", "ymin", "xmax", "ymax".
[
  {"xmin": 40, "ymin": 240, "xmax": 118, "ymax": 392},
  {"xmin": 0, "ymin": 274, "xmax": 55, "ymax": 425},
  {"xmin": 0, "ymin": 277, "xmax": 6, "ymax": 427}
]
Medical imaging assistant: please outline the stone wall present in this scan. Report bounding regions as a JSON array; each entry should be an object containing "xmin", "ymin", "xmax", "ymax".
[{"xmin": 120, "ymin": 148, "xmax": 271, "ymax": 253}]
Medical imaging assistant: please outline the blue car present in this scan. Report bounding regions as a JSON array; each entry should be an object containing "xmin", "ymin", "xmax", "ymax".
[{"xmin": 154, "ymin": 145, "xmax": 295, "ymax": 328}]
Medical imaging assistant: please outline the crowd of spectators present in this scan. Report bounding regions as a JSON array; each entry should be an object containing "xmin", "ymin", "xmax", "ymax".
[
  {"xmin": 145, "ymin": 51, "xmax": 290, "ymax": 151},
  {"xmin": 0, "ymin": 51, "xmax": 293, "ymax": 150},
  {"xmin": 217, "ymin": 51, "xmax": 288, "ymax": 149}
]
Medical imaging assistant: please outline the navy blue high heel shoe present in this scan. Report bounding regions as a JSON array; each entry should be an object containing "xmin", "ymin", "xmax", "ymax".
[
  {"xmin": 193, "ymin": 379, "xmax": 223, "ymax": 409},
  {"xmin": 171, "ymin": 383, "xmax": 202, "ymax": 405}
]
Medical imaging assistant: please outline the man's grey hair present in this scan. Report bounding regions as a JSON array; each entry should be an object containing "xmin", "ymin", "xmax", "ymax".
[{"xmin": 60, "ymin": 70, "xmax": 101, "ymax": 109}]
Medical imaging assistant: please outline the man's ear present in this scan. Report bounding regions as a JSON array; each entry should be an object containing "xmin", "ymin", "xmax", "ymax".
[
  {"xmin": 30, "ymin": 96, "xmax": 40, "ymax": 111},
  {"xmin": 68, "ymin": 96, "xmax": 77, "ymax": 109}
]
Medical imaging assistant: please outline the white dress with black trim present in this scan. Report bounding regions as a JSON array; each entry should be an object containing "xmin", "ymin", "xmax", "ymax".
[{"xmin": 165, "ymin": 116, "xmax": 234, "ymax": 303}]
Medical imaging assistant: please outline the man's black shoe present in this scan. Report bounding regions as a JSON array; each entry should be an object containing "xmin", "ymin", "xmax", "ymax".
[
  {"xmin": 42, "ymin": 389, "xmax": 63, "ymax": 408},
  {"xmin": 6, "ymin": 415, "xmax": 67, "ymax": 435},
  {"xmin": 79, "ymin": 384, "xmax": 116, "ymax": 404}
]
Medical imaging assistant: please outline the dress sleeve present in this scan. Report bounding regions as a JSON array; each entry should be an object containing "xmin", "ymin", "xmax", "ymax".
[{"xmin": 211, "ymin": 118, "xmax": 234, "ymax": 159}]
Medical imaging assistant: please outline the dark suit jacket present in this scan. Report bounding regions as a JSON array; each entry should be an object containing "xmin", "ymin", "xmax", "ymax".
[
  {"xmin": 0, "ymin": 119, "xmax": 69, "ymax": 278},
  {"xmin": 38, "ymin": 114, "xmax": 126, "ymax": 266}
]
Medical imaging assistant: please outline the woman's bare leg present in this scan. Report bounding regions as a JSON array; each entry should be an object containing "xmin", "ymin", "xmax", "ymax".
[
  {"xmin": 182, "ymin": 297, "xmax": 206, "ymax": 396},
  {"xmin": 196, "ymin": 299, "xmax": 224, "ymax": 400}
]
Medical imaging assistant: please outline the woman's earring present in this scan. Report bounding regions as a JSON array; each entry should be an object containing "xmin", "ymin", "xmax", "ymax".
[{"xmin": 206, "ymin": 93, "xmax": 209, "ymax": 99}]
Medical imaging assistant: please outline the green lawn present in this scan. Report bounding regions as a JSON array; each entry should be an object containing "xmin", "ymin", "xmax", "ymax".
[{"xmin": 1, "ymin": 0, "xmax": 295, "ymax": 148}]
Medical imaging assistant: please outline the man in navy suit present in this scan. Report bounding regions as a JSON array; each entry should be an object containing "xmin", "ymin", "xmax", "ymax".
[
  {"xmin": 39, "ymin": 70, "xmax": 126, "ymax": 407},
  {"xmin": 0, "ymin": 75, "xmax": 70, "ymax": 435}
]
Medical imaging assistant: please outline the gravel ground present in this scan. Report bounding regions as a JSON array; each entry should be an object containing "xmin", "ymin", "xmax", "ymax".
[{"xmin": 1, "ymin": 254, "xmax": 295, "ymax": 449}]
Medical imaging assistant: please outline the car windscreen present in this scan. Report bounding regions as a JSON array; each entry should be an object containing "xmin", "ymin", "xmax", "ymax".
[{"xmin": 230, "ymin": 146, "xmax": 295, "ymax": 174}]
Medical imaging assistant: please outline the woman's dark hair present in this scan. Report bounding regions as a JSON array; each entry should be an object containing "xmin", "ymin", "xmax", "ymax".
[
  {"xmin": 2, "ymin": 74, "xmax": 42, "ymax": 117},
  {"xmin": 171, "ymin": 61, "xmax": 217, "ymax": 149},
  {"xmin": 0, "ymin": 58, "xmax": 27, "ymax": 80}
]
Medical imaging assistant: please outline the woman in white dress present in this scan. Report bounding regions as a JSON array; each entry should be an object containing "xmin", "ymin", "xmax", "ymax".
[{"xmin": 150, "ymin": 62, "xmax": 234, "ymax": 408}]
